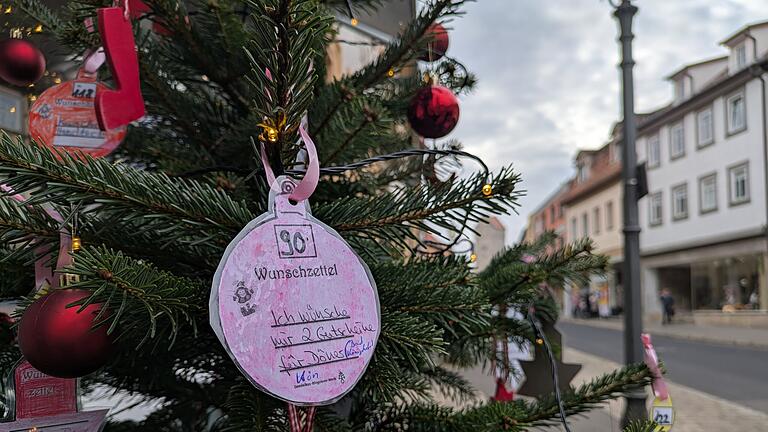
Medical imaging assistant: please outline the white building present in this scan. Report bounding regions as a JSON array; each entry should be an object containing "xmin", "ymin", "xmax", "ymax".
[{"xmin": 636, "ymin": 21, "xmax": 768, "ymax": 326}]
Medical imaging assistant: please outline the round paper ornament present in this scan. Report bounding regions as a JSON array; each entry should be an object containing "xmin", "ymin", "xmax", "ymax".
[
  {"xmin": 407, "ymin": 85, "xmax": 460, "ymax": 139},
  {"xmin": 0, "ymin": 38, "xmax": 46, "ymax": 86},
  {"xmin": 17, "ymin": 288, "xmax": 113, "ymax": 378},
  {"xmin": 28, "ymin": 69, "xmax": 127, "ymax": 158},
  {"xmin": 210, "ymin": 176, "xmax": 380, "ymax": 406}
]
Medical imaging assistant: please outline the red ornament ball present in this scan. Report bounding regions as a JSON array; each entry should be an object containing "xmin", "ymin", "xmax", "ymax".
[
  {"xmin": 419, "ymin": 23, "xmax": 449, "ymax": 62},
  {"xmin": 407, "ymin": 85, "xmax": 460, "ymax": 139},
  {"xmin": 18, "ymin": 289, "xmax": 113, "ymax": 378},
  {"xmin": 0, "ymin": 39, "xmax": 46, "ymax": 87}
]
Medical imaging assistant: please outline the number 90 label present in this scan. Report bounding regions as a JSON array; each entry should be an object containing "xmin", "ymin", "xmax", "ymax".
[{"xmin": 274, "ymin": 224, "xmax": 317, "ymax": 259}]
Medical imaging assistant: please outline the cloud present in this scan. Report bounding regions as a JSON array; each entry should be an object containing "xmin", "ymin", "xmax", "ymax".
[{"xmin": 446, "ymin": 0, "xmax": 766, "ymax": 242}]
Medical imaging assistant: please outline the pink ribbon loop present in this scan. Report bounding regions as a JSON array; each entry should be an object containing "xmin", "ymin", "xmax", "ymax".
[
  {"xmin": 642, "ymin": 333, "xmax": 669, "ymax": 401},
  {"xmin": 259, "ymin": 117, "xmax": 319, "ymax": 203},
  {"xmin": 83, "ymin": 47, "xmax": 106, "ymax": 74},
  {"xmin": 259, "ymin": 68, "xmax": 318, "ymax": 202}
]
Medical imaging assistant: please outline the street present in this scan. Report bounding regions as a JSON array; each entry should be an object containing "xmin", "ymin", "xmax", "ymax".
[{"xmin": 559, "ymin": 321, "xmax": 768, "ymax": 414}]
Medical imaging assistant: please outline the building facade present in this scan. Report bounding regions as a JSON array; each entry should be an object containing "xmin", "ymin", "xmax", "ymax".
[
  {"xmin": 522, "ymin": 182, "xmax": 569, "ymax": 249},
  {"xmin": 636, "ymin": 21, "xmax": 768, "ymax": 326},
  {"xmin": 562, "ymin": 139, "xmax": 624, "ymax": 318},
  {"xmin": 475, "ymin": 217, "xmax": 506, "ymax": 272}
]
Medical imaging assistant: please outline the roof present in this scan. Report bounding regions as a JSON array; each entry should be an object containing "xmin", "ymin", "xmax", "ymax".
[
  {"xmin": 561, "ymin": 158, "xmax": 622, "ymax": 205},
  {"xmin": 639, "ymin": 56, "xmax": 768, "ymax": 133},
  {"xmin": 665, "ymin": 55, "xmax": 728, "ymax": 81},
  {"xmin": 720, "ymin": 19, "xmax": 768, "ymax": 46},
  {"xmin": 530, "ymin": 181, "xmax": 570, "ymax": 215}
]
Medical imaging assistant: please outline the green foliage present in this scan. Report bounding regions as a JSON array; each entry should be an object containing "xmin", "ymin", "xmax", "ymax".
[{"xmin": 0, "ymin": 0, "xmax": 650, "ymax": 429}]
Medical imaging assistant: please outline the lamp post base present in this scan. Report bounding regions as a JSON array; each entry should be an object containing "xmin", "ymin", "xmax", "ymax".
[{"xmin": 621, "ymin": 389, "xmax": 648, "ymax": 428}]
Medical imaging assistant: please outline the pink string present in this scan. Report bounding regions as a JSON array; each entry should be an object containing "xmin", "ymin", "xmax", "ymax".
[
  {"xmin": 286, "ymin": 404, "xmax": 316, "ymax": 432},
  {"xmin": 641, "ymin": 333, "xmax": 669, "ymax": 401},
  {"xmin": 259, "ymin": 67, "xmax": 318, "ymax": 202},
  {"xmin": 2, "ymin": 185, "xmax": 72, "ymax": 291},
  {"xmin": 83, "ymin": 47, "xmax": 106, "ymax": 74}
]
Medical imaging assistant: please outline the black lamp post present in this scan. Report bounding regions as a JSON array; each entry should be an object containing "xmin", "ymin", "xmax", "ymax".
[{"xmin": 611, "ymin": 0, "xmax": 647, "ymax": 425}]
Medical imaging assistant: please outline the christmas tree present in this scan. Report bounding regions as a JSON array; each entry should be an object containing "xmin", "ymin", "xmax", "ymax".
[{"xmin": 0, "ymin": 0, "xmax": 656, "ymax": 429}]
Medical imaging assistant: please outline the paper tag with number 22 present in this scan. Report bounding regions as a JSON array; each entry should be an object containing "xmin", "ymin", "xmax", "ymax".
[{"xmin": 650, "ymin": 395, "xmax": 674, "ymax": 431}]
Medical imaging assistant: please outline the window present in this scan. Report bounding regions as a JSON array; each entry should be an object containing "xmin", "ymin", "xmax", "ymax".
[
  {"xmin": 606, "ymin": 201, "xmax": 614, "ymax": 230},
  {"xmin": 581, "ymin": 213, "xmax": 588, "ymax": 238},
  {"xmin": 697, "ymin": 107, "xmax": 714, "ymax": 147},
  {"xmin": 736, "ymin": 44, "xmax": 747, "ymax": 69},
  {"xmin": 699, "ymin": 173, "xmax": 717, "ymax": 214},
  {"xmin": 550, "ymin": 206, "xmax": 556, "ymax": 223},
  {"xmin": 675, "ymin": 81, "xmax": 686, "ymax": 100},
  {"xmin": 728, "ymin": 163, "xmax": 750, "ymax": 205},
  {"xmin": 671, "ymin": 183, "xmax": 688, "ymax": 220},
  {"xmin": 647, "ymin": 134, "xmax": 661, "ymax": 168},
  {"xmin": 577, "ymin": 163, "xmax": 589, "ymax": 182},
  {"xmin": 649, "ymin": 192, "xmax": 662, "ymax": 226},
  {"xmin": 670, "ymin": 121, "xmax": 685, "ymax": 159},
  {"xmin": 571, "ymin": 217, "xmax": 578, "ymax": 240},
  {"xmin": 727, "ymin": 91, "xmax": 746, "ymax": 135},
  {"xmin": 593, "ymin": 207, "xmax": 601, "ymax": 235}
]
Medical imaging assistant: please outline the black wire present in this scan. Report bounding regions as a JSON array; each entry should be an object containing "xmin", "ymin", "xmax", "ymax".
[
  {"xmin": 527, "ymin": 304, "xmax": 572, "ymax": 432},
  {"xmin": 174, "ymin": 148, "xmax": 490, "ymax": 183},
  {"xmin": 299, "ymin": 148, "xmax": 491, "ymax": 182}
]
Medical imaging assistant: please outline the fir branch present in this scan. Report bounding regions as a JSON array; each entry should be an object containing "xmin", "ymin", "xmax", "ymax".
[
  {"xmin": 316, "ymin": 166, "xmax": 521, "ymax": 250},
  {"xmin": 0, "ymin": 134, "xmax": 256, "ymax": 248},
  {"xmin": 59, "ymin": 246, "xmax": 204, "ymax": 349}
]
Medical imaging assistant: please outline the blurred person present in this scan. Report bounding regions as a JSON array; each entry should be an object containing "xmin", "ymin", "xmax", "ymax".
[
  {"xmin": 749, "ymin": 290, "xmax": 759, "ymax": 310},
  {"xmin": 659, "ymin": 288, "xmax": 675, "ymax": 325}
]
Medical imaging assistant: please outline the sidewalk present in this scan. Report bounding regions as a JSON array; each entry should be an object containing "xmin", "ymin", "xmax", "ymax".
[
  {"xmin": 562, "ymin": 317, "xmax": 768, "ymax": 349},
  {"xmin": 564, "ymin": 347, "xmax": 768, "ymax": 432}
]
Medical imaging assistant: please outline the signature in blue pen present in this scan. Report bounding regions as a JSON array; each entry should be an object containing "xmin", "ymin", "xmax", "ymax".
[{"xmin": 344, "ymin": 337, "xmax": 373, "ymax": 358}]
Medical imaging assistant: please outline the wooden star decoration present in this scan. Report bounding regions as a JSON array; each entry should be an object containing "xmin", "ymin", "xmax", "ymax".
[{"xmin": 517, "ymin": 323, "xmax": 581, "ymax": 398}]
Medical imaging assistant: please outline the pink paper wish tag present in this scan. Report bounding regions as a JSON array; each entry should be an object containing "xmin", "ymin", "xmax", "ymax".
[{"xmin": 210, "ymin": 176, "xmax": 380, "ymax": 405}]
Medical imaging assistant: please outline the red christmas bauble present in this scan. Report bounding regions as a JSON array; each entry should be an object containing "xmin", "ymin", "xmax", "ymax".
[
  {"xmin": 419, "ymin": 23, "xmax": 449, "ymax": 62},
  {"xmin": 0, "ymin": 39, "xmax": 46, "ymax": 86},
  {"xmin": 18, "ymin": 289, "xmax": 113, "ymax": 378},
  {"xmin": 407, "ymin": 85, "xmax": 460, "ymax": 139}
]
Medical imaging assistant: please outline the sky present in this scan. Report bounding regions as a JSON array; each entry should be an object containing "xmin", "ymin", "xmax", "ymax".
[{"xmin": 445, "ymin": 0, "xmax": 767, "ymax": 244}]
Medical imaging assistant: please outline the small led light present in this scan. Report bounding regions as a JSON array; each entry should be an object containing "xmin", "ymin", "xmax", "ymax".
[
  {"xmin": 469, "ymin": 253, "xmax": 477, "ymax": 263},
  {"xmin": 28, "ymin": 95, "xmax": 37, "ymax": 102},
  {"xmin": 4, "ymin": 5, "xmax": 12, "ymax": 14},
  {"xmin": 71, "ymin": 236, "xmax": 81, "ymax": 251},
  {"xmin": 482, "ymin": 183, "xmax": 493, "ymax": 197},
  {"xmin": 33, "ymin": 23, "xmax": 42, "ymax": 33},
  {"xmin": 53, "ymin": 77, "xmax": 62, "ymax": 84},
  {"xmin": 536, "ymin": 338, "xmax": 544, "ymax": 345},
  {"xmin": 387, "ymin": 68, "xmax": 395, "ymax": 77},
  {"xmin": 201, "ymin": 74, "xmax": 209, "ymax": 82},
  {"xmin": 8, "ymin": 106, "xmax": 15, "ymax": 113},
  {"xmin": 350, "ymin": 18, "xmax": 359, "ymax": 26}
]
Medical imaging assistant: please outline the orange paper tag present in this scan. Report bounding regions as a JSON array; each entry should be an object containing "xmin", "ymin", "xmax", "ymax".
[{"xmin": 29, "ymin": 70, "xmax": 126, "ymax": 158}]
